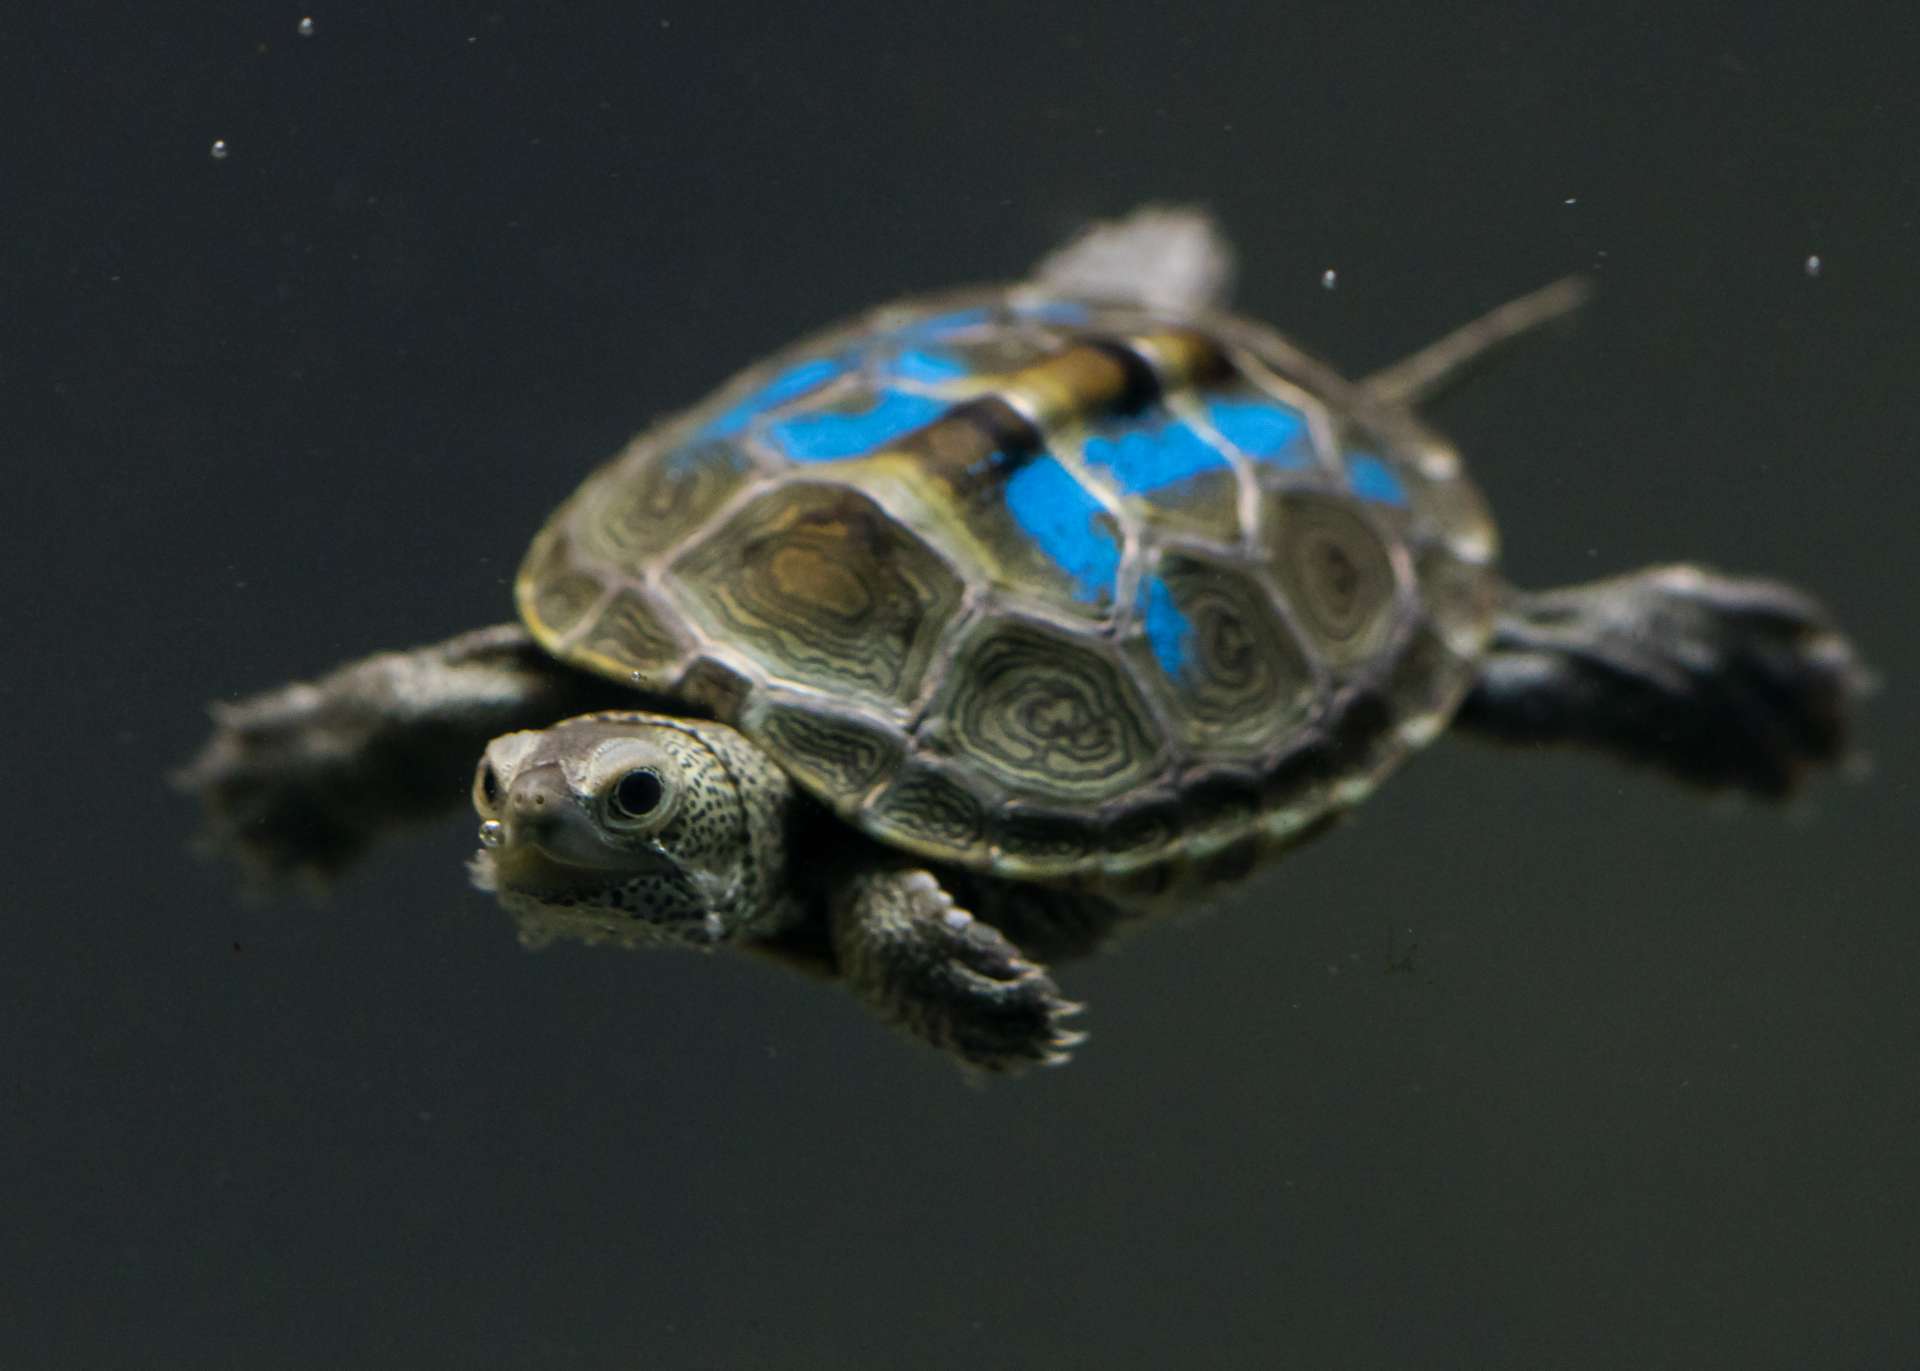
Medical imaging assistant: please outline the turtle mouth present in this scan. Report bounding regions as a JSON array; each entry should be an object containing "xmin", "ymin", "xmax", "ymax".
[
  {"xmin": 467, "ymin": 845, "xmax": 724, "ymax": 949},
  {"xmin": 468, "ymin": 840, "xmax": 663, "ymax": 900}
]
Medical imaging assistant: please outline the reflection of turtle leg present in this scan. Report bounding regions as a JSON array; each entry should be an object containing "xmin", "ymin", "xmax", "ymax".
[
  {"xmin": 178, "ymin": 624, "xmax": 631, "ymax": 882},
  {"xmin": 1455, "ymin": 566, "xmax": 1867, "ymax": 796},
  {"xmin": 829, "ymin": 866, "xmax": 1087, "ymax": 1072}
]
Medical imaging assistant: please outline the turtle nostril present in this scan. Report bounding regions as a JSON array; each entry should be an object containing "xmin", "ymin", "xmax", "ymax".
[{"xmin": 505, "ymin": 768, "xmax": 571, "ymax": 827}]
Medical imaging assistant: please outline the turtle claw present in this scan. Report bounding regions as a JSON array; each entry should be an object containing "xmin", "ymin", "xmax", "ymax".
[
  {"xmin": 832, "ymin": 866, "xmax": 1093, "ymax": 1074},
  {"xmin": 937, "ymin": 927, "xmax": 1089, "ymax": 1073}
]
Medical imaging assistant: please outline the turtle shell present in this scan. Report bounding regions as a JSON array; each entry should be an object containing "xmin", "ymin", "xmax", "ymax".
[{"xmin": 517, "ymin": 286, "xmax": 1501, "ymax": 879}]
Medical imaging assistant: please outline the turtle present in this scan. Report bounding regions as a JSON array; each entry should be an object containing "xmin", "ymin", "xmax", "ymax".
[{"xmin": 183, "ymin": 206, "xmax": 1866, "ymax": 1072}]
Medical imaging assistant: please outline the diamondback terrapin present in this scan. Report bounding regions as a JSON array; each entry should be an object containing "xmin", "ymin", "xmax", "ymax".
[{"xmin": 185, "ymin": 208, "xmax": 1864, "ymax": 1071}]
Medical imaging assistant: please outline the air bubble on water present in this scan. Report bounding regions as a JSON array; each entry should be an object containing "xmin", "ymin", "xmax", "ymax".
[
  {"xmin": 297, "ymin": 16, "xmax": 315, "ymax": 36},
  {"xmin": 1563, "ymin": 196, "xmax": 1578, "ymax": 206},
  {"xmin": 1804, "ymin": 254, "xmax": 1823, "ymax": 278},
  {"xmin": 1320, "ymin": 268, "xmax": 1338, "ymax": 290},
  {"xmin": 209, "ymin": 139, "xmax": 229, "ymax": 160}
]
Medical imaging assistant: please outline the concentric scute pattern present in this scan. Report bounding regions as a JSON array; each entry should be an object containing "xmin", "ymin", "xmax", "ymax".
[
  {"xmin": 575, "ymin": 588, "xmax": 687, "ymax": 682},
  {"xmin": 517, "ymin": 286, "xmax": 1506, "ymax": 877},
  {"xmin": 1128, "ymin": 550, "xmax": 1316, "ymax": 758},
  {"xmin": 866, "ymin": 760, "xmax": 990, "ymax": 860},
  {"xmin": 928, "ymin": 618, "xmax": 1162, "ymax": 803},
  {"xmin": 667, "ymin": 481, "xmax": 964, "ymax": 711},
  {"xmin": 1263, "ymin": 490, "xmax": 1405, "ymax": 667},
  {"xmin": 519, "ymin": 525, "xmax": 603, "ymax": 641},
  {"xmin": 742, "ymin": 697, "xmax": 905, "ymax": 807},
  {"xmin": 571, "ymin": 433, "xmax": 760, "ymax": 569}
]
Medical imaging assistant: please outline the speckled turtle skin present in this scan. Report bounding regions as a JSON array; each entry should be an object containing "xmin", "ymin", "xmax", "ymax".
[{"xmin": 517, "ymin": 286, "xmax": 1499, "ymax": 882}]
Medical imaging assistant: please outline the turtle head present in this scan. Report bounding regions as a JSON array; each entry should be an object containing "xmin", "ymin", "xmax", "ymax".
[{"xmin": 468, "ymin": 712, "xmax": 790, "ymax": 950}]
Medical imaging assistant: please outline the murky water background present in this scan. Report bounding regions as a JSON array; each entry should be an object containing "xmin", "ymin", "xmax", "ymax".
[{"xmin": 7, "ymin": 6, "xmax": 1915, "ymax": 1368}]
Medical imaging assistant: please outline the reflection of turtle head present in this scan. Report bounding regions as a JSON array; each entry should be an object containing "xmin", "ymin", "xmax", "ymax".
[{"xmin": 468, "ymin": 713, "xmax": 793, "ymax": 951}]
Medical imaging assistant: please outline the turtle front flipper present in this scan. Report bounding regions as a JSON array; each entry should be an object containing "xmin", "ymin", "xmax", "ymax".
[
  {"xmin": 1454, "ymin": 566, "xmax": 1869, "ymax": 796},
  {"xmin": 829, "ymin": 866, "xmax": 1087, "ymax": 1073},
  {"xmin": 178, "ymin": 624, "xmax": 632, "ymax": 883}
]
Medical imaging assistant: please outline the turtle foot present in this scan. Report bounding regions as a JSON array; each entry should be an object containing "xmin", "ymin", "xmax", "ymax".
[
  {"xmin": 831, "ymin": 867, "xmax": 1089, "ymax": 1074},
  {"xmin": 1459, "ymin": 565, "xmax": 1869, "ymax": 796}
]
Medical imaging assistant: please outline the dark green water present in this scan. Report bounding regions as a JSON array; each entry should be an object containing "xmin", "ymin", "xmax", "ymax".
[{"xmin": 7, "ymin": 5, "xmax": 1915, "ymax": 1367}]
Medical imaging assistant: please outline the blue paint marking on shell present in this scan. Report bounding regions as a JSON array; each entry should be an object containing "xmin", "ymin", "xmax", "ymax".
[
  {"xmin": 1082, "ymin": 416, "xmax": 1233, "ymax": 495},
  {"xmin": 1206, "ymin": 397, "xmax": 1312, "ymax": 470},
  {"xmin": 897, "ymin": 306, "xmax": 995, "ymax": 338},
  {"xmin": 663, "ymin": 435, "xmax": 753, "ymax": 477},
  {"xmin": 705, "ymin": 356, "xmax": 847, "ymax": 437},
  {"xmin": 1140, "ymin": 575, "xmax": 1192, "ymax": 677},
  {"xmin": 1346, "ymin": 452, "xmax": 1409, "ymax": 506},
  {"xmin": 768, "ymin": 389, "xmax": 950, "ymax": 462},
  {"xmin": 1015, "ymin": 300, "xmax": 1092, "ymax": 325},
  {"xmin": 888, "ymin": 347, "xmax": 972, "ymax": 384},
  {"xmin": 1004, "ymin": 454, "xmax": 1120, "ymax": 605}
]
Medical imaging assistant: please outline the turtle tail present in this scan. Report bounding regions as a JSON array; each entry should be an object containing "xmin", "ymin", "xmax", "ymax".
[{"xmin": 1362, "ymin": 276, "xmax": 1591, "ymax": 409}]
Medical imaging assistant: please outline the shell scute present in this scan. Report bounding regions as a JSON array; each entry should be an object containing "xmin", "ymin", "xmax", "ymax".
[
  {"xmin": 667, "ymin": 480, "xmax": 965, "ymax": 711},
  {"xmin": 1079, "ymin": 407, "xmax": 1242, "ymax": 542},
  {"xmin": 570, "ymin": 433, "xmax": 761, "ymax": 572},
  {"xmin": 1202, "ymin": 382, "xmax": 1330, "ymax": 483},
  {"xmin": 1127, "ymin": 549, "xmax": 1316, "ymax": 758},
  {"xmin": 574, "ymin": 587, "xmax": 686, "ymax": 683},
  {"xmin": 764, "ymin": 383, "xmax": 949, "ymax": 464},
  {"xmin": 1263, "ymin": 489, "xmax": 1406, "ymax": 667},
  {"xmin": 993, "ymin": 808, "xmax": 1100, "ymax": 872},
  {"xmin": 929, "ymin": 616, "xmax": 1164, "ymax": 806},
  {"xmin": 743, "ymin": 696, "xmax": 905, "ymax": 806},
  {"xmin": 987, "ymin": 451, "xmax": 1125, "ymax": 614},
  {"xmin": 865, "ymin": 759, "xmax": 991, "ymax": 861},
  {"xmin": 520, "ymin": 526, "xmax": 602, "ymax": 640}
]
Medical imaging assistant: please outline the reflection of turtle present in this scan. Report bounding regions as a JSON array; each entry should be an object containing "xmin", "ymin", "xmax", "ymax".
[{"xmin": 184, "ymin": 208, "xmax": 1865, "ymax": 1071}]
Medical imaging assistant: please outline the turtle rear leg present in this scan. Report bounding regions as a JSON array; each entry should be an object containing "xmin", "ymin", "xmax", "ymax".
[
  {"xmin": 177, "ymin": 624, "xmax": 632, "ymax": 882},
  {"xmin": 829, "ymin": 865, "xmax": 1087, "ymax": 1073},
  {"xmin": 1454, "ymin": 565, "xmax": 1868, "ymax": 796},
  {"xmin": 1030, "ymin": 205, "xmax": 1235, "ymax": 312}
]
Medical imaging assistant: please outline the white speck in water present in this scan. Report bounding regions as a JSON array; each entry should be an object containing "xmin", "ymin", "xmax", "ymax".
[
  {"xmin": 297, "ymin": 16, "xmax": 314, "ymax": 36},
  {"xmin": 1804, "ymin": 254, "xmax": 1823, "ymax": 278},
  {"xmin": 1564, "ymin": 196, "xmax": 1578, "ymax": 206},
  {"xmin": 209, "ymin": 138, "xmax": 229, "ymax": 160},
  {"xmin": 1320, "ymin": 268, "xmax": 1338, "ymax": 290}
]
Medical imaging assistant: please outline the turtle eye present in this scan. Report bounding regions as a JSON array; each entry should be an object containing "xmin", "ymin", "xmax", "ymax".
[
  {"xmin": 608, "ymin": 768, "xmax": 667, "ymax": 822},
  {"xmin": 476, "ymin": 761, "xmax": 501, "ymax": 811}
]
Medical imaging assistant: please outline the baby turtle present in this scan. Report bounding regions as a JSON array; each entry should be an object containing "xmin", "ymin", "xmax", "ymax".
[{"xmin": 185, "ymin": 208, "xmax": 1865, "ymax": 1071}]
